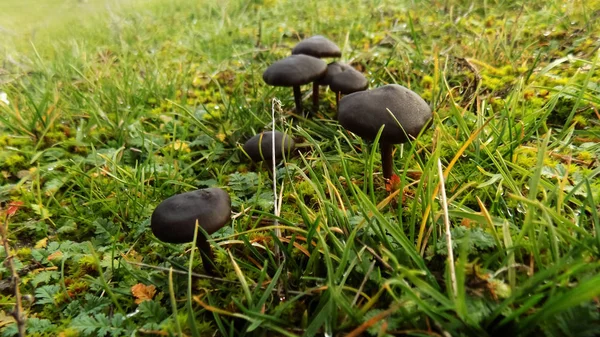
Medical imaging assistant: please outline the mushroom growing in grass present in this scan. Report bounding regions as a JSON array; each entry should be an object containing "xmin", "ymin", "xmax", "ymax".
[
  {"xmin": 338, "ymin": 84, "xmax": 432, "ymax": 180},
  {"xmin": 319, "ymin": 62, "xmax": 368, "ymax": 111},
  {"xmin": 151, "ymin": 188, "xmax": 231, "ymax": 276},
  {"xmin": 263, "ymin": 55, "xmax": 327, "ymax": 116},
  {"xmin": 242, "ymin": 131, "xmax": 296, "ymax": 164},
  {"xmin": 292, "ymin": 35, "xmax": 341, "ymax": 58},
  {"xmin": 292, "ymin": 35, "xmax": 342, "ymax": 114}
]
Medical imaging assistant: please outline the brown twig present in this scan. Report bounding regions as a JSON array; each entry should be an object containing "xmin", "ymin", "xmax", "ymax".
[
  {"xmin": 345, "ymin": 302, "xmax": 402, "ymax": 337},
  {"xmin": 356, "ymin": 239, "xmax": 392, "ymax": 271},
  {"xmin": 454, "ymin": 56, "xmax": 481, "ymax": 109},
  {"xmin": 1, "ymin": 210, "xmax": 26, "ymax": 336}
]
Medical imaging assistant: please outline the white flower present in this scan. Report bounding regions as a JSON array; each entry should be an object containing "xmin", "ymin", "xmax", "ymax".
[{"xmin": 0, "ymin": 92, "xmax": 9, "ymax": 105}]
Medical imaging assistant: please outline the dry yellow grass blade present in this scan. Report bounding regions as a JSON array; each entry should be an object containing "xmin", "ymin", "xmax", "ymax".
[
  {"xmin": 193, "ymin": 293, "xmax": 251, "ymax": 319},
  {"xmin": 416, "ymin": 117, "xmax": 493, "ymax": 253}
]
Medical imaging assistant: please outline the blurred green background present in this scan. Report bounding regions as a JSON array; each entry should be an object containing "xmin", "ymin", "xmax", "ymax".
[{"xmin": 0, "ymin": 0, "xmax": 146, "ymax": 50}]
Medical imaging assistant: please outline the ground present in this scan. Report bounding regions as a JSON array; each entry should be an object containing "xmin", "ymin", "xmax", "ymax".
[{"xmin": 0, "ymin": 0, "xmax": 600, "ymax": 336}]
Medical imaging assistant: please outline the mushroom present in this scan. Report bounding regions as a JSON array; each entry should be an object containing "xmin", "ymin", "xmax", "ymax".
[
  {"xmin": 151, "ymin": 188, "xmax": 232, "ymax": 275},
  {"xmin": 291, "ymin": 36, "xmax": 342, "ymax": 114},
  {"xmin": 320, "ymin": 62, "xmax": 368, "ymax": 111},
  {"xmin": 242, "ymin": 131, "xmax": 295, "ymax": 163},
  {"xmin": 263, "ymin": 55, "xmax": 327, "ymax": 115},
  {"xmin": 338, "ymin": 84, "xmax": 432, "ymax": 179},
  {"xmin": 291, "ymin": 35, "xmax": 342, "ymax": 58}
]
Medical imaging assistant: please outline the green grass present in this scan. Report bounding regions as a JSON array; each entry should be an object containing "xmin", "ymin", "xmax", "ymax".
[
  {"xmin": 1, "ymin": 0, "xmax": 600, "ymax": 336},
  {"xmin": 0, "ymin": 0, "xmax": 152, "ymax": 53}
]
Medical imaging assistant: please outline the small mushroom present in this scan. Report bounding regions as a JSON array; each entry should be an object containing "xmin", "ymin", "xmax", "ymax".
[
  {"xmin": 321, "ymin": 62, "xmax": 368, "ymax": 111},
  {"xmin": 338, "ymin": 84, "xmax": 432, "ymax": 179},
  {"xmin": 318, "ymin": 62, "xmax": 345, "ymax": 85},
  {"xmin": 263, "ymin": 55, "xmax": 327, "ymax": 115},
  {"xmin": 242, "ymin": 131, "xmax": 295, "ymax": 163},
  {"xmin": 151, "ymin": 188, "xmax": 232, "ymax": 275},
  {"xmin": 292, "ymin": 36, "xmax": 342, "ymax": 114},
  {"xmin": 292, "ymin": 35, "xmax": 342, "ymax": 58}
]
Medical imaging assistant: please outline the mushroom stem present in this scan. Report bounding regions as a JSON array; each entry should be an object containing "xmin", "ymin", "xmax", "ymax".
[
  {"xmin": 312, "ymin": 82, "xmax": 319, "ymax": 115},
  {"xmin": 334, "ymin": 91, "xmax": 341, "ymax": 119},
  {"xmin": 380, "ymin": 142, "xmax": 394, "ymax": 179},
  {"xmin": 197, "ymin": 238, "xmax": 216, "ymax": 276},
  {"xmin": 293, "ymin": 85, "xmax": 302, "ymax": 115}
]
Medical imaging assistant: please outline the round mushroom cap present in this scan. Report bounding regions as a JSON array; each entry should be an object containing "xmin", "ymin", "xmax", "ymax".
[
  {"xmin": 263, "ymin": 55, "xmax": 327, "ymax": 87},
  {"xmin": 318, "ymin": 62, "xmax": 345, "ymax": 85},
  {"xmin": 338, "ymin": 84, "xmax": 432, "ymax": 144},
  {"xmin": 243, "ymin": 131, "xmax": 295, "ymax": 163},
  {"xmin": 329, "ymin": 65, "xmax": 368, "ymax": 95},
  {"xmin": 292, "ymin": 35, "xmax": 341, "ymax": 58},
  {"xmin": 151, "ymin": 188, "xmax": 231, "ymax": 244}
]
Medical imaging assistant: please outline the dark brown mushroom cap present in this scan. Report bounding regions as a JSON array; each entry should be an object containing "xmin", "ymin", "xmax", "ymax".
[
  {"xmin": 151, "ymin": 188, "xmax": 231, "ymax": 244},
  {"xmin": 319, "ymin": 62, "xmax": 367, "ymax": 93},
  {"xmin": 318, "ymin": 62, "xmax": 345, "ymax": 85},
  {"xmin": 243, "ymin": 131, "xmax": 295, "ymax": 163},
  {"xmin": 262, "ymin": 55, "xmax": 327, "ymax": 87},
  {"xmin": 329, "ymin": 65, "xmax": 368, "ymax": 95},
  {"xmin": 338, "ymin": 84, "xmax": 432, "ymax": 144},
  {"xmin": 292, "ymin": 35, "xmax": 341, "ymax": 58}
]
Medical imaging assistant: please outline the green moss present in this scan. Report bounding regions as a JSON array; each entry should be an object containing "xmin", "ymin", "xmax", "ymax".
[
  {"xmin": 421, "ymin": 90, "xmax": 432, "ymax": 101},
  {"xmin": 489, "ymin": 97, "xmax": 506, "ymax": 112},
  {"xmin": 481, "ymin": 74, "xmax": 506, "ymax": 91},
  {"xmin": 420, "ymin": 75, "xmax": 434, "ymax": 89},
  {"xmin": 4, "ymin": 154, "xmax": 26, "ymax": 171},
  {"xmin": 577, "ymin": 151, "xmax": 593, "ymax": 161},
  {"xmin": 43, "ymin": 131, "xmax": 67, "ymax": 145},
  {"xmin": 528, "ymin": 96, "xmax": 546, "ymax": 107},
  {"xmin": 514, "ymin": 148, "xmax": 537, "ymax": 168},
  {"xmin": 572, "ymin": 115, "xmax": 588, "ymax": 128},
  {"xmin": 16, "ymin": 247, "xmax": 32, "ymax": 258},
  {"xmin": 542, "ymin": 156, "xmax": 559, "ymax": 167},
  {"xmin": 295, "ymin": 180, "xmax": 314, "ymax": 196},
  {"xmin": 495, "ymin": 65, "xmax": 515, "ymax": 76},
  {"xmin": 77, "ymin": 255, "xmax": 98, "ymax": 273},
  {"xmin": 8, "ymin": 137, "xmax": 31, "ymax": 147},
  {"xmin": 56, "ymin": 328, "xmax": 79, "ymax": 337},
  {"xmin": 1, "ymin": 0, "xmax": 600, "ymax": 333}
]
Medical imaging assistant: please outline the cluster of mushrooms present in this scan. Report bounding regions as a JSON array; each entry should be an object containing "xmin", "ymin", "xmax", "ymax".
[{"xmin": 151, "ymin": 35, "xmax": 432, "ymax": 275}]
